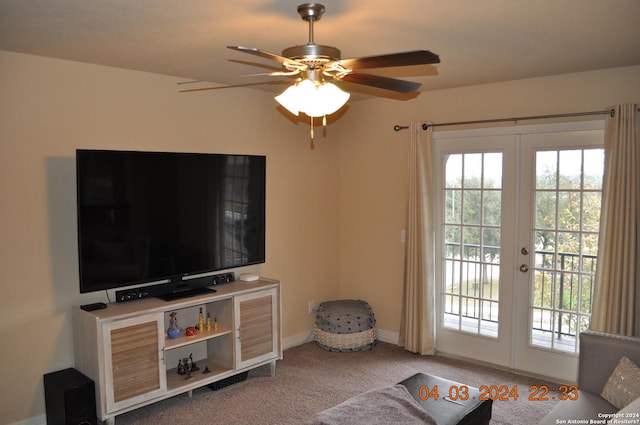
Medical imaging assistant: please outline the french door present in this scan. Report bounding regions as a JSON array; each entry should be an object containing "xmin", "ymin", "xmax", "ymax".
[{"xmin": 434, "ymin": 121, "xmax": 604, "ymax": 382}]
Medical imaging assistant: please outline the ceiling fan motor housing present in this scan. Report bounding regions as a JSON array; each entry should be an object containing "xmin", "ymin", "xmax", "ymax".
[
  {"xmin": 281, "ymin": 44, "xmax": 341, "ymax": 65},
  {"xmin": 298, "ymin": 3, "xmax": 325, "ymax": 21},
  {"xmin": 284, "ymin": 3, "xmax": 340, "ymax": 68}
]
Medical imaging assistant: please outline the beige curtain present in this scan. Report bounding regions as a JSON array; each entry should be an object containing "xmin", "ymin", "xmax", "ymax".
[
  {"xmin": 399, "ymin": 123, "xmax": 436, "ymax": 354},
  {"xmin": 591, "ymin": 104, "xmax": 640, "ymax": 337}
]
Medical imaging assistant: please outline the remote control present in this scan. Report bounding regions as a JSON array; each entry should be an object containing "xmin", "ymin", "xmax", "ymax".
[{"xmin": 80, "ymin": 302, "xmax": 107, "ymax": 311}]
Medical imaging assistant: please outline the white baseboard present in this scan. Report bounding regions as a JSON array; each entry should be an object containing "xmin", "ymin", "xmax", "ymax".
[
  {"xmin": 376, "ymin": 329, "xmax": 399, "ymax": 345},
  {"xmin": 9, "ymin": 414, "xmax": 45, "ymax": 425},
  {"xmin": 283, "ymin": 330, "xmax": 314, "ymax": 349}
]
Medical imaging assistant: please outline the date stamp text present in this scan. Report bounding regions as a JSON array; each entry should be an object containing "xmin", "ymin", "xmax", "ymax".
[{"xmin": 418, "ymin": 384, "xmax": 579, "ymax": 402}]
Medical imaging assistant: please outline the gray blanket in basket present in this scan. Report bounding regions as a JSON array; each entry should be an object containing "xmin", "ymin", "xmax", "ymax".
[
  {"xmin": 315, "ymin": 299, "xmax": 375, "ymax": 334},
  {"xmin": 307, "ymin": 384, "xmax": 438, "ymax": 425}
]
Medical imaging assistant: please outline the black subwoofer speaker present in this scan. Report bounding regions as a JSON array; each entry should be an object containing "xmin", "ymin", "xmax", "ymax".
[{"xmin": 44, "ymin": 368, "xmax": 97, "ymax": 425}]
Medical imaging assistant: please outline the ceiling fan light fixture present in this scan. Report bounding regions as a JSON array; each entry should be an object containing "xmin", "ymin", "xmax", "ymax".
[
  {"xmin": 312, "ymin": 81, "xmax": 350, "ymax": 116},
  {"xmin": 274, "ymin": 84, "xmax": 302, "ymax": 116},
  {"xmin": 275, "ymin": 79, "xmax": 349, "ymax": 118}
]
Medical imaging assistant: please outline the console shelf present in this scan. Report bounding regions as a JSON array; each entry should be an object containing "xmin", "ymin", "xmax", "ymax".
[
  {"xmin": 73, "ymin": 278, "xmax": 281, "ymax": 425},
  {"xmin": 165, "ymin": 361, "xmax": 232, "ymax": 392},
  {"xmin": 164, "ymin": 328, "xmax": 232, "ymax": 350}
]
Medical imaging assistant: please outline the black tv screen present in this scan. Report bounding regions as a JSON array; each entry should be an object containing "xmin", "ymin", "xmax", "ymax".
[{"xmin": 76, "ymin": 149, "xmax": 266, "ymax": 294}]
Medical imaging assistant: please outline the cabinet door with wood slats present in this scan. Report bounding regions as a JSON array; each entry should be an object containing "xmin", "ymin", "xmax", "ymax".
[
  {"xmin": 235, "ymin": 288, "xmax": 278, "ymax": 369},
  {"xmin": 103, "ymin": 313, "xmax": 167, "ymax": 413}
]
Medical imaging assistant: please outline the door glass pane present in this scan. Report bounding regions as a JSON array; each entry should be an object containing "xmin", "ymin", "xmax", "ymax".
[
  {"xmin": 463, "ymin": 154, "xmax": 482, "ymax": 188},
  {"xmin": 584, "ymin": 150, "xmax": 604, "ymax": 190},
  {"xmin": 536, "ymin": 151, "xmax": 557, "ymax": 189},
  {"xmin": 530, "ymin": 148, "xmax": 603, "ymax": 352},
  {"xmin": 463, "ymin": 190, "xmax": 481, "ymax": 224},
  {"xmin": 445, "ymin": 190, "xmax": 462, "ymax": 223},
  {"xmin": 446, "ymin": 154, "xmax": 463, "ymax": 187},
  {"xmin": 442, "ymin": 152, "xmax": 502, "ymax": 338},
  {"xmin": 483, "ymin": 190, "xmax": 501, "ymax": 226},
  {"xmin": 535, "ymin": 192, "xmax": 556, "ymax": 229},
  {"xmin": 484, "ymin": 153, "xmax": 503, "ymax": 189},
  {"xmin": 558, "ymin": 150, "xmax": 583, "ymax": 190}
]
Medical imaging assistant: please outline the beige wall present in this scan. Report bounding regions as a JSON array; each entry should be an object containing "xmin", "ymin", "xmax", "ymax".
[
  {"xmin": 334, "ymin": 66, "xmax": 640, "ymax": 337},
  {"xmin": 0, "ymin": 50, "xmax": 341, "ymax": 423},
  {"xmin": 1, "ymin": 48, "xmax": 639, "ymax": 423}
]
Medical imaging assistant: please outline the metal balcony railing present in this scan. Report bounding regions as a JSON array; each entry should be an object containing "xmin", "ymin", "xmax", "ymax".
[
  {"xmin": 443, "ymin": 243, "xmax": 595, "ymax": 339},
  {"xmin": 533, "ymin": 250, "xmax": 596, "ymax": 339}
]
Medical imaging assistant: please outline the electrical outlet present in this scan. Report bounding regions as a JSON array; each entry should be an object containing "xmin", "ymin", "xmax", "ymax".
[{"xmin": 308, "ymin": 300, "xmax": 315, "ymax": 315}]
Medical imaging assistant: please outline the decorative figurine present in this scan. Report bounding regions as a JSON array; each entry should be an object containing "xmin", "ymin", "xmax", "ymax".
[
  {"xmin": 167, "ymin": 312, "xmax": 180, "ymax": 339},
  {"xmin": 185, "ymin": 326, "xmax": 197, "ymax": 336},
  {"xmin": 176, "ymin": 353, "xmax": 206, "ymax": 377},
  {"xmin": 189, "ymin": 353, "xmax": 199, "ymax": 372}
]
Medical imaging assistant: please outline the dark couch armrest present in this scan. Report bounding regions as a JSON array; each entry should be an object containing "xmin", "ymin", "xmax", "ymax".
[{"xmin": 578, "ymin": 330, "xmax": 640, "ymax": 394}]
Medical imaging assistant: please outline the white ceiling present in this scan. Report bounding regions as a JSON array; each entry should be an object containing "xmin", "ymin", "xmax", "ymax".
[{"xmin": 1, "ymin": 0, "xmax": 640, "ymax": 100}]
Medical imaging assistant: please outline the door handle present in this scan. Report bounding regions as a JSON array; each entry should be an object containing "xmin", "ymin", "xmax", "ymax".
[{"xmin": 520, "ymin": 264, "xmax": 529, "ymax": 273}]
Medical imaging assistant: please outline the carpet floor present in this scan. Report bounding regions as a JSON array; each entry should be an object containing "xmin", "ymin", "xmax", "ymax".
[{"xmin": 116, "ymin": 341, "xmax": 560, "ymax": 424}]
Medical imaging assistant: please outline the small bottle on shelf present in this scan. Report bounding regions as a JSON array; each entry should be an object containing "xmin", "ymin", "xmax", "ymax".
[
  {"xmin": 198, "ymin": 307, "xmax": 204, "ymax": 332},
  {"xmin": 206, "ymin": 312, "xmax": 212, "ymax": 331}
]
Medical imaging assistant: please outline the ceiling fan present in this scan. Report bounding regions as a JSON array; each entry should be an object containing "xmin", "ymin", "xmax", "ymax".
[{"xmin": 185, "ymin": 3, "xmax": 440, "ymax": 144}]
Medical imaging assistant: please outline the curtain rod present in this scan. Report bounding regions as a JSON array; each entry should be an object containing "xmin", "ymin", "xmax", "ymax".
[{"xmin": 393, "ymin": 109, "xmax": 616, "ymax": 132}]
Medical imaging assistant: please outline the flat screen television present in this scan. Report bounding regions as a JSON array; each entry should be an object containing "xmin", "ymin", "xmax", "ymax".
[{"xmin": 76, "ymin": 149, "xmax": 266, "ymax": 299}]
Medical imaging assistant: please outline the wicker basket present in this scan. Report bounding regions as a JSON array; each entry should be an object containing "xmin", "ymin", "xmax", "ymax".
[
  {"xmin": 314, "ymin": 299, "xmax": 377, "ymax": 352},
  {"xmin": 314, "ymin": 326, "xmax": 377, "ymax": 352}
]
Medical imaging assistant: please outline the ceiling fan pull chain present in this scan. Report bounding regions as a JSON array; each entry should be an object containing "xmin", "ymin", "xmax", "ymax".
[{"xmin": 309, "ymin": 116, "xmax": 315, "ymax": 150}]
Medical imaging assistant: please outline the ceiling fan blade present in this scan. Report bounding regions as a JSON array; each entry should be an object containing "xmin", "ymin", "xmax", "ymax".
[
  {"xmin": 341, "ymin": 73, "xmax": 422, "ymax": 93},
  {"xmin": 179, "ymin": 80, "xmax": 289, "ymax": 93},
  {"xmin": 177, "ymin": 70, "xmax": 295, "ymax": 87},
  {"xmin": 338, "ymin": 50, "xmax": 440, "ymax": 70},
  {"xmin": 227, "ymin": 46, "xmax": 305, "ymax": 68},
  {"xmin": 219, "ymin": 70, "xmax": 300, "ymax": 78}
]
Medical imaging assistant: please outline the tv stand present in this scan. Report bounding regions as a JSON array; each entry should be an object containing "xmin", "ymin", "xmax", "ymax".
[
  {"xmin": 73, "ymin": 278, "xmax": 281, "ymax": 424},
  {"xmin": 157, "ymin": 286, "xmax": 216, "ymax": 301}
]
